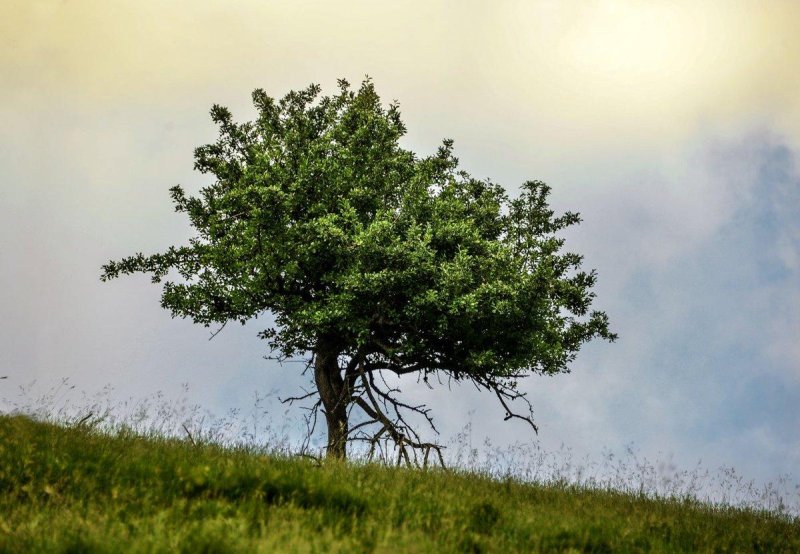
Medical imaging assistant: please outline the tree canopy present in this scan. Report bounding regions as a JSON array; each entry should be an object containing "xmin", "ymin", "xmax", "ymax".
[{"xmin": 102, "ymin": 78, "xmax": 616, "ymax": 462}]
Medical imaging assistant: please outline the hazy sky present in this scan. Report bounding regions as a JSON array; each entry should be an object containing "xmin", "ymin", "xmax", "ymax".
[{"xmin": 2, "ymin": 0, "xmax": 798, "ymax": 488}]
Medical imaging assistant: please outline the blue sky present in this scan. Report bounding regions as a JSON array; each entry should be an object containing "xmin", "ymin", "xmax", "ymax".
[{"xmin": 1, "ymin": 0, "xmax": 798, "ymax": 500}]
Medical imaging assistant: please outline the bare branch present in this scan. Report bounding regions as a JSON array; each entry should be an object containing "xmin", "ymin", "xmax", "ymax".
[
  {"xmin": 471, "ymin": 374, "xmax": 539, "ymax": 435},
  {"xmin": 350, "ymin": 364, "xmax": 445, "ymax": 468},
  {"xmin": 208, "ymin": 322, "xmax": 227, "ymax": 341},
  {"xmin": 279, "ymin": 389, "xmax": 317, "ymax": 404}
]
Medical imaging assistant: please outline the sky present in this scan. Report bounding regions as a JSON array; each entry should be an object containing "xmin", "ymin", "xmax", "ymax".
[{"xmin": 1, "ymin": 0, "xmax": 799, "ymax": 497}]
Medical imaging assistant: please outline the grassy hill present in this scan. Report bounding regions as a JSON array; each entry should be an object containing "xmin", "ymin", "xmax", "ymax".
[{"xmin": 0, "ymin": 415, "xmax": 797, "ymax": 553}]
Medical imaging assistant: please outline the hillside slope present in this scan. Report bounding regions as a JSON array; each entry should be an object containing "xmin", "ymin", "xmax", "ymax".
[{"xmin": 0, "ymin": 415, "xmax": 797, "ymax": 553}]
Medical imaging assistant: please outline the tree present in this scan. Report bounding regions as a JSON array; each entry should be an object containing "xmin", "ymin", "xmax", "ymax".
[{"xmin": 101, "ymin": 78, "xmax": 616, "ymax": 463}]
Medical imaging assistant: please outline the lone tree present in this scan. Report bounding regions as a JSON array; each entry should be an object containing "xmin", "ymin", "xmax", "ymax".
[{"xmin": 102, "ymin": 79, "xmax": 615, "ymax": 463}]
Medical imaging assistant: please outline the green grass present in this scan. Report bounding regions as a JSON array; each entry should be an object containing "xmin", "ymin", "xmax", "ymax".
[{"xmin": 0, "ymin": 415, "xmax": 797, "ymax": 553}]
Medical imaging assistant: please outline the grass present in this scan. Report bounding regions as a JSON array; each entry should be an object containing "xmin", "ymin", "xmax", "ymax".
[{"xmin": 1, "ymin": 414, "xmax": 798, "ymax": 553}]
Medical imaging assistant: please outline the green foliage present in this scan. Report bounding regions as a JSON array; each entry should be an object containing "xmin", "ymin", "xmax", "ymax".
[
  {"xmin": 1, "ymin": 416, "xmax": 798, "ymax": 553},
  {"xmin": 101, "ymin": 78, "xmax": 616, "ymax": 457},
  {"xmin": 102, "ymin": 77, "xmax": 613, "ymax": 376}
]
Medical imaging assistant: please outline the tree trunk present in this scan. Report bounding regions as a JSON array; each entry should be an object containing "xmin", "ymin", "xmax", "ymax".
[{"xmin": 314, "ymin": 340, "xmax": 348, "ymax": 459}]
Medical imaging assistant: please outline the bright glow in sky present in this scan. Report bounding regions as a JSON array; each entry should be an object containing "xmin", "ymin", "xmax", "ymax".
[{"xmin": 1, "ymin": 0, "xmax": 798, "ymax": 502}]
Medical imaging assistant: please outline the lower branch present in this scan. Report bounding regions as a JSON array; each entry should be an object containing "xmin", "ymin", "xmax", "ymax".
[
  {"xmin": 475, "ymin": 375, "xmax": 539, "ymax": 434},
  {"xmin": 350, "ymin": 364, "xmax": 446, "ymax": 468}
]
